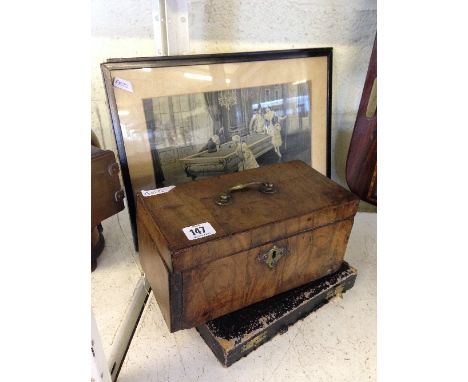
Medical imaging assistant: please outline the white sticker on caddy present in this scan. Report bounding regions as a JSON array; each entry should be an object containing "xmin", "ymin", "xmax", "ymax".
[
  {"xmin": 141, "ymin": 185, "xmax": 175, "ymax": 197},
  {"xmin": 113, "ymin": 77, "xmax": 134, "ymax": 93},
  {"xmin": 183, "ymin": 222, "xmax": 216, "ymax": 241}
]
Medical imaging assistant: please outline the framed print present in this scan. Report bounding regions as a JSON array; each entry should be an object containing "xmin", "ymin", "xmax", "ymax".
[{"xmin": 101, "ymin": 48, "xmax": 333, "ymax": 247}]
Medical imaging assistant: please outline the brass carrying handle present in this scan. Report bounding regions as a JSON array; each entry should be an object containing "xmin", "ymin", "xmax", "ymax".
[{"xmin": 215, "ymin": 181, "xmax": 278, "ymax": 206}]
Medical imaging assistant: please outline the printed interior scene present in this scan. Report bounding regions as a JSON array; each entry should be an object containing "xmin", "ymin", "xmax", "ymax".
[{"xmin": 143, "ymin": 81, "xmax": 311, "ymax": 186}]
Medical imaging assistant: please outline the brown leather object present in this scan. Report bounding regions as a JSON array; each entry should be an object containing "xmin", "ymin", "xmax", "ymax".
[
  {"xmin": 346, "ymin": 35, "xmax": 377, "ymax": 205},
  {"xmin": 137, "ymin": 160, "xmax": 359, "ymax": 332},
  {"xmin": 197, "ymin": 261, "xmax": 357, "ymax": 367},
  {"xmin": 91, "ymin": 145, "xmax": 125, "ymax": 227}
]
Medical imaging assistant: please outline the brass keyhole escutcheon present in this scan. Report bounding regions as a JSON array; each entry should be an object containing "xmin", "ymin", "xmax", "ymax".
[{"xmin": 257, "ymin": 245, "xmax": 288, "ymax": 269}]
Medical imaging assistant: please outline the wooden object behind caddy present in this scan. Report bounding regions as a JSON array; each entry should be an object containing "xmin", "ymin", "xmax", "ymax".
[
  {"xmin": 91, "ymin": 145, "xmax": 125, "ymax": 270},
  {"xmin": 91, "ymin": 145, "xmax": 125, "ymax": 228},
  {"xmin": 137, "ymin": 160, "xmax": 359, "ymax": 332}
]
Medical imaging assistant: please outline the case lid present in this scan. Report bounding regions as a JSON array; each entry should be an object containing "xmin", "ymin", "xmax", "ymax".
[{"xmin": 137, "ymin": 160, "xmax": 359, "ymax": 272}]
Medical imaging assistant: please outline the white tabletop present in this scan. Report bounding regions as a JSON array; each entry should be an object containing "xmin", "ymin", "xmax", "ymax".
[{"xmin": 92, "ymin": 211, "xmax": 376, "ymax": 382}]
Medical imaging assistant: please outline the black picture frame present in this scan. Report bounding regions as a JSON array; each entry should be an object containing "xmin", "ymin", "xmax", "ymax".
[{"xmin": 101, "ymin": 48, "xmax": 333, "ymax": 249}]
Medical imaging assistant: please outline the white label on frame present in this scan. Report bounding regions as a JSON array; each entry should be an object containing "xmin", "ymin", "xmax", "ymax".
[
  {"xmin": 113, "ymin": 77, "xmax": 134, "ymax": 93},
  {"xmin": 141, "ymin": 185, "xmax": 175, "ymax": 197},
  {"xmin": 182, "ymin": 222, "xmax": 216, "ymax": 241}
]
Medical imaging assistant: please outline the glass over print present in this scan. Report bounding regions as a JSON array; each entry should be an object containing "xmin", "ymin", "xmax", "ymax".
[{"xmin": 143, "ymin": 81, "xmax": 312, "ymax": 186}]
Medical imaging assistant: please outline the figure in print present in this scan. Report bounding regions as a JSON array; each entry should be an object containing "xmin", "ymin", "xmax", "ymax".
[
  {"xmin": 270, "ymin": 115, "xmax": 284, "ymax": 160},
  {"xmin": 264, "ymin": 106, "xmax": 275, "ymax": 128},
  {"xmin": 232, "ymin": 135, "xmax": 259, "ymax": 170},
  {"xmin": 249, "ymin": 104, "xmax": 266, "ymax": 133},
  {"xmin": 199, "ymin": 134, "xmax": 220, "ymax": 153}
]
